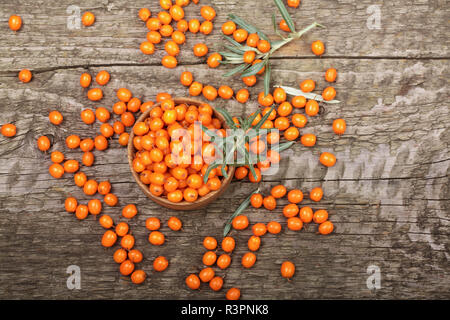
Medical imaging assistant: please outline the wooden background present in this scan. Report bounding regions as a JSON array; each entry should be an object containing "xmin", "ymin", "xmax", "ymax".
[{"xmin": 0, "ymin": 0, "xmax": 449, "ymax": 299}]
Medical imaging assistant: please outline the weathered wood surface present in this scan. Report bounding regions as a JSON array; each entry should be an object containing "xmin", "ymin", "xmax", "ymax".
[{"xmin": 0, "ymin": 0, "xmax": 449, "ymax": 300}]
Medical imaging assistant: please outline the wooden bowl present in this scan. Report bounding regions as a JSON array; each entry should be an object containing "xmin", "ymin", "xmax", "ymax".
[{"xmin": 127, "ymin": 97, "xmax": 235, "ymax": 210}]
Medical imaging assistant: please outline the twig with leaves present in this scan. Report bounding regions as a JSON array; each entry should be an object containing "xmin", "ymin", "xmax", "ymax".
[{"xmin": 220, "ymin": 0, "xmax": 324, "ymax": 95}]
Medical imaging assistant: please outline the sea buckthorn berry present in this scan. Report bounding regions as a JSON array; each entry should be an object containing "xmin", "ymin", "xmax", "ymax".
[
  {"xmin": 122, "ymin": 204, "xmax": 137, "ymax": 219},
  {"xmin": 200, "ymin": 20, "xmax": 213, "ymax": 35},
  {"xmin": 162, "ymin": 55, "xmax": 178, "ymax": 68},
  {"xmin": 332, "ymin": 118, "xmax": 346, "ymax": 135},
  {"xmin": 283, "ymin": 203, "xmax": 299, "ymax": 218},
  {"xmin": 186, "ymin": 274, "xmax": 200, "ymax": 290},
  {"xmin": 95, "ymin": 70, "xmax": 110, "ymax": 86},
  {"xmin": 160, "ymin": 24, "xmax": 174, "ymax": 37},
  {"xmin": 165, "ymin": 40, "xmax": 180, "ymax": 56},
  {"xmin": 322, "ymin": 87, "xmax": 336, "ymax": 101},
  {"xmin": 221, "ymin": 21, "xmax": 236, "ymax": 35},
  {"xmin": 149, "ymin": 231, "xmax": 165, "ymax": 245},
  {"xmin": 94, "ymin": 135, "xmax": 108, "ymax": 150},
  {"xmin": 305, "ymin": 100, "xmax": 319, "ymax": 116},
  {"xmin": 193, "ymin": 43, "xmax": 208, "ymax": 57},
  {"xmin": 146, "ymin": 17, "xmax": 161, "ymax": 31},
  {"xmin": 202, "ymin": 85, "xmax": 217, "ymax": 101},
  {"xmin": 37, "ymin": 136, "xmax": 51, "ymax": 152},
  {"xmin": 172, "ymin": 30, "xmax": 186, "ymax": 44},
  {"xmin": 299, "ymin": 206, "xmax": 313, "ymax": 223},
  {"xmin": 279, "ymin": 19, "xmax": 291, "ymax": 32},
  {"xmin": 250, "ymin": 193, "xmax": 263, "ymax": 208},
  {"xmin": 66, "ymin": 135, "xmax": 80, "ymax": 149},
  {"xmin": 119, "ymin": 260, "xmax": 135, "ymax": 276},
  {"xmin": 118, "ymin": 132, "xmax": 129, "ymax": 146},
  {"xmin": 309, "ymin": 187, "xmax": 323, "ymax": 202},
  {"xmin": 88, "ymin": 199, "xmax": 102, "ymax": 215},
  {"xmin": 176, "ymin": 0, "xmax": 189, "ymax": 6},
  {"xmin": 117, "ymin": 88, "xmax": 132, "ymax": 102},
  {"xmin": 292, "ymin": 114, "xmax": 307, "ymax": 128},
  {"xmin": 188, "ymin": 19, "xmax": 200, "ymax": 33},
  {"xmin": 292, "ymin": 95, "xmax": 307, "ymax": 108},
  {"xmin": 79, "ymin": 139, "xmax": 94, "ymax": 152},
  {"xmin": 252, "ymin": 223, "xmax": 267, "ymax": 237},
  {"xmin": 131, "ymin": 270, "xmax": 146, "ymax": 284},
  {"xmin": 147, "ymin": 30, "xmax": 161, "ymax": 44},
  {"xmin": 81, "ymin": 109, "xmax": 95, "ymax": 124},
  {"xmin": 101, "ymin": 230, "xmax": 117, "ymax": 248},
  {"xmin": 199, "ymin": 267, "xmax": 215, "ymax": 282},
  {"xmin": 300, "ymin": 133, "xmax": 316, "ymax": 147},
  {"xmin": 202, "ymin": 251, "xmax": 217, "ymax": 266},
  {"xmin": 114, "ymin": 248, "xmax": 127, "ymax": 264},
  {"xmin": 140, "ymin": 41, "xmax": 155, "ymax": 55},
  {"xmin": 232, "ymin": 215, "xmax": 248, "ymax": 230},
  {"xmin": 146, "ymin": 217, "xmax": 161, "ymax": 231},
  {"xmin": 243, "ymin": 50, "xmax": 256, "ymax": 64},
  {"xmin": 287, "ymin": 189, "xmax": 303, "ymax": 204},
  {"xmin": 242, "ymin": 252, "xmax": 256, "ymax": 268},
  {"xmin": 300, "ymin": 79, "xmax": 315, "ymax": 93},
  {"xmin": 170, "ymin": 4, "xmax": 185, "ymax": 21},
  {"xmin": 153, "ymin": 256, "xmax": 169, "ymax": 271},
  {"xmin": 233, "ymin": 29, "xmax": 248, "ymax": 43},
  {"xmin": 100, "ymin": 123, "xmax": 114, "ymax": 138},
  {"xmin": 160, "ymin": 0, "xmax": 172, "ymax": 10},
  {"xmin": 209, "ymin": 276, "xmax": 223, "ymax": 291},
  {"xmin": 267, "ymin": 221, "xmax": 281, "ymax": 234},
  {"xmin": 177, "ymin": 19, "xmax": 188, "ymax": 32},
  {"xmin": 311, "ymin": 40, "xmax": 325, "ymax": 56},
  {"xmin": 1, "ymin": 124, "xmax": 17, "ymax": 137},
  {"xmin": 113, "ymin": 121, "xmax": 125, "ymax": 135},
  {"xmin": 257, "ymin": 39, "xmax": 271, "ymax": 53},
  {"xmin": 246, "ymin": 33, "xmax": 259, "ymax": 47},
  {"xmin": 325, "ymin": 68, "xmax": 337, "ymax": 82},
  {"xmin": 75, "ymin": 204, "xmax": 89, "ymax": 220},
  {"xmin": 287, "ymin": 217, "xmax": 303, "ymax": 231},
  {"xmin": 235, "ymin": 88, "xmax": 249, "ymax": 103},
  {"xmin": 81, "ymin": 151, "xmax": 95, "ymax": 167},
  {"xmin": 221, "ymin": 236, "xmax": 235, "ymax": 253},
  {"xmin": 9, "ymin": 15, "xmax": 22, "ymax": 31},
  {"xmin": 320, "ymin": 152, "xmax": 337, "ymax": 167},
  {"xmin": 18, "ymin": 69, "xmax": 32, "ymax": 83},
  {"xmin": 226, "ymin": 288, "xmax": 241, "ymax": 300},
  {"xmin": 168, "ymin": 216, "xmax": 182, "ymax": 231},
  {"xmin": 278, "ymin": 102, "xmax": 292, "ymax": 117},
  {"xmin": 97, "ymin": 181, "xmax": 111, "ymax": 196},
  {"xmin": 273, "ymin": 87, "xmax": 287, "ymax": 104},
  {"xmin": 281, "ymin": 261, "xmax": 295, "ymax": 279},
  {"xmin": 207, "ymin": 53, "xmax": 222, "ymax": 68},
  {"xmin": 248, "ymin": 167, "xmax": 261, "ymax": 183},
  {"xmin": 49, "ymin": 163, "xmax": 64, "ymax": 178},
  {"xmin": 242, "ymin": 75, "xmax": 257, "ymax": 87},
  {"xmin": 82, "ymin": 12, "xmax": 95, "ymax": 27},
  {"xmin": 284, "ymin": 126, "xmax": 300, "ymax": 141},
  {"xmin": 287, "ymin": 0, "xmax": 300, "ymax": 8},
  {"xmin": 271, "ymin": 185, "xmax": 287, "ymax": 199},
  {"xmin": 121, "ymin": 234, "xmax": 135, "ymax": 250},
  {"xmin": 248, "ymin": 235, "xmax": 261, "ymax": 252},
  {"xmin": 99, "ymin": 215, "xmax": 114, "ymax": 229},
  {"xmin": 201, "ymin": 6, "xmax": 216, "ymax": 21},
  {"xmin": 87, "ymin": 88, "xmax": 103, "ymax": 101},
  {"xmin": 203, "ymin": 236, "xmax": 217, "ymax": 250},
  {"xmin": 313, "ymin": 209, "xmax": 329, "ymax": 224},
  {"xmin": 80, "ymin": 73, "xmax": 91, "ymax": 88},
  {"xmin": 64, "ymin": 159, "xmax": 79, "ymax": 173},
  {"xmin": 179, "ymin": 72, "xmax": 194, "ymax": 88},
  {"xmin": 65, "ymin": 198, "xmax": 77, "ymax": 213},
  {"xmin": 217, "ymin": 254, "xmax": 231, "ymax": 270},
  {"xmin": 319, "ymin": 221, "xmax": 334, "ymax": 235},
  {"xmin": 121, "ymin": 112, "xmax": 135, "ymax": 127},
  {"xmin": 139, "ymin": 8, "xmax": 151, "ymax": 22},
  {"xmin": 158, "ymin": 11, "xmax": 172, "ymax": 25},
  {"xmin": 48, "ymin": 111, "xmax": 63, "ymax": 125},
  {"xmin": 51, "ymin": 151, "xmax": 64, "ymax": 163},
  {"xmin": 263, "ymin": 195, "xmax": 276, "ymax": 210},
  {"xmin": 258, "ymin": 92, "xmax": 274, "ymax": 107}
]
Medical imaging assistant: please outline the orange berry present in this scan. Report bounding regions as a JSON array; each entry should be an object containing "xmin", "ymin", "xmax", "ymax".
[
  {"xmin": 49, "ymin": 111, "xmax": 63, "ymax": 125},
  {"xmin": 332, "ymin": 118, "xmax": 346, "ymax": 135},
  {"xmin": 311, "ymin": 40, "xmax": 325, "ymax": 56},
  {"xmin": 241, "ymin": 252, "xmax": 256, "ymax": 268},
  {"xmin": 233, "ymin": 29, "xmax": 248, "ymax": 43},
  {"xmin": 37, "ymin": 136, "xmax": 51, "ymax": 152},
  {"xmin": 305, "ymin": 100, "xmax": 320, "ymax": 116},
  {"xmin": 299, "ymin": 206, "xmax": 313, "ymax": 223},
  {"xmin": 221, "ymin": 21, "xmax": 236, "ymax": 35},
  {"xmin": 319, "ymin": 152, "xmax": 337, "ymax": 167},
  {"xmin": 153, "ymin": 256, "xmax": 169, "ymax": 271},
  {"xmin": 281, "ymin": 261, "xmax": 295, "ymax": 279},
  {"xmin": 309, "ymin": 187, "xmax": 323, "ymax": 202},
  {"xmin": 138, "ymin": 8, "xmax": 151, "ymax": 22},
  {"xmin": 325, "ymin": 68, "xmax": 337, "ymax": 82},
  {"xmin": 8, "ymin": 15, "xmax": 22, "ymax": 31},
  {"xmin": 82, "ymin": 12, "xmax": 95, "ymax": 26},
  {"xmin": 235, "ymin": 88, "xmax": 249, "ymax": 103},
  {"xmin": 207, "ymin": 53, "xmax": 222, "ymax": 68},
  {"xmin": 292, "ymin": 114, "xmax": 307, "ymax": 128},
  {"xmin": 319, "ymin": 221, "xmax": 334, "ymax": 235},
  {"xmin": 79, "ymin": 73, "xmax": 92, "ymax": 88},
  {"xmin": 162, "ymin": 55, "xmax": 177, "ymax": 68},
  {"xmin": 287, "ymin": 217, "xmax": 303, "ymax": 231},
  {"xmin": 267, "ymin": 221, "xmax": 281, "ymax": 234},
  {"xmin": 200, "ymin": 6, "xmax": 216, "ymax": 21},
  {"xmin": 18, "ymin": 69, "xmax": 32, "ymax": 83},
  {"xmin": 1, "ymin": 124, "xmax": 16, "ymax": 138}
]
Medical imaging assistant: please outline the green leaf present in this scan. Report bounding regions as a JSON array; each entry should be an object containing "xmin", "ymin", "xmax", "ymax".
[
  {"xmin": 273, "ymin": 0, "xmax": 296, "ymax": 33},
  {"xmin": 228, "ymin": 14, "xmax": 270, "ymax": 42},
  {"xmin": 223, "ymin": 63, "xmax": 250, "ymax": 78},
  {"xmin": 224, "ymin": 44, "xmax": 246, "ymax": 55},
  {"xmin": 275, "ymin": 85, "xmax": 341, "ymax": 104},
  {"xmin": 240, "ymin": 59, "xmax": 267, "ymax": 78},
  {"xmin": 264, "ymin": 63, "xmax": 271, "ymax": 96},
  {"xmin": 246, "ymin": 111, "xmax": 261, "ymax": 130},
  {"xmin": 253, "ymin": 105, "xmax": 275, "ymax": 130},
  {"xmin": 272, "ymin": 13, "xmax": 277, "ymax": 33},
  {"xmin": 221, "ymin": 165, "xmax": 228, "ymax": 178},
  {"xmin": 214, "ymin": 107, "xmax": 237, "ymax": 128},
  {"xmin": 278, "ymin": 141, "xmax": 296, "ymax": 152},
  {"xmin": 223, "ymin": 35, "xmax": 243, "ymax": 48}
]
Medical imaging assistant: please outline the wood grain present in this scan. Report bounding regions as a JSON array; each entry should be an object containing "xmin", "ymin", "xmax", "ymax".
[{"xmin": 0, "ymin": 0, "xmax": 449, "ymax": 299}]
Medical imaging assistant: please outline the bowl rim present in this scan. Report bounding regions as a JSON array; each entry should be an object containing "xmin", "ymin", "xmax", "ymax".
[{"xmin": 127, "ymin": 97, "xmax": 235, "ymax": 210}]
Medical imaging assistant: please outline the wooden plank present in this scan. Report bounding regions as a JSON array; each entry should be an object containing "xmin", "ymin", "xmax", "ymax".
[
  {"xmin": 0, "ymin": 0, "xmax": 448, "ymax": 72},
  {"xmin": 0, "ymin": 55, "xmax": 449, "ymax": 299}
]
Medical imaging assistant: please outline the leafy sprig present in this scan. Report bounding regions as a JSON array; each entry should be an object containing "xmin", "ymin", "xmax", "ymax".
[{"xmin": 220, "ymin": 0, "xmax": 324, "ymax": 95}]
